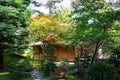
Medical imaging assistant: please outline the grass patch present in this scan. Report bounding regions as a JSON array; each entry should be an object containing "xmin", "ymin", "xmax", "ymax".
[
  {"xmin": 0, "ymin": 70, "xmax": 32, "ymax": 80},
  {"xmin": 4, "ymin": 53, "xmax": 27, "ymax": 67},
  {"xmin": 1, "ymin": 53, "xmax": 32, "ymax": 80},
  {"xmin": 0, "ymin": 70, "xmax": 10, "ymax": 80},
  {"xmin": 1, "ymin": 50, "xmax": 33, "ymax": 80},
  {"xmin": 0, "ymin": 72, "xmax": 9, "ymax": 76}
]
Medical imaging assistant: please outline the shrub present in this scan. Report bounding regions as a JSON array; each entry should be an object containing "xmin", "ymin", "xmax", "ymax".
[
  {"xmin": 47, "ymin": 76, "xmax": 58, "ymax": 80},
  {"xmin": 7, "ymin": 59, "xmax": 34, "ymax": 73},
  {"xmin": 84, "ymin": 61, "xmax": 118, "ymax": 80},
  {"xmin": 63, "ymin": 70, "xmax": 76, "ymax": 80},
  {"xmin": 59, "ymin": 58, "xmax": 69, "ymax": 68},
  {"xmin": 42, "ymin": 61, "xmax": 57, "ymax": 76},
  {"xmin": 9, "ymin": 72, "xmax": 31, "ymax": 80}
]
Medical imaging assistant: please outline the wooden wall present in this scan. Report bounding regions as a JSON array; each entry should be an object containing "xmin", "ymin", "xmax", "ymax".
[
  {"xmin": 54, "ymin": 45, "xmax": 75, "ymax": 61},
  {"xmin": 32, "ymin": 45, "xmax": 75, "ymax": 61}
]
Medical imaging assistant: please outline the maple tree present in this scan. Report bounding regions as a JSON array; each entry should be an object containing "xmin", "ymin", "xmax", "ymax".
[{"xmin": 29, "ymin": 15, "xmax": 70, "ymax": 43}]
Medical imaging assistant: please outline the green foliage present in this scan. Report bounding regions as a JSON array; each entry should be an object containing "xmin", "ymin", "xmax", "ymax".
[
  {"xmin": 43, "ymin": 43, "xmax": 55, "ymax": 54},
  {"xmin": 64, "ymin": 70, "xmax": 76, "ymax": 80},
  {"xmin": 52, "ymin": 7, "xmax": 72, "ymax": 42},
  {"xmin": 0, "ymin": 0, "xmax": 23, "ymax": 8},
  {"xmin": 42, "ymin": 43, "xmax": 57, "ymax": 63},
  {"xmin": 112, "ymin": 47, "xmax": 120, "ymax": 54},
  {"xmin": 4, "ymin": 53, "xmax": 26, "ymax": 66},
  {"xmin": 42, "ymin": 61, "xmax": 57, "ymax": 76},
  {"xmin": 0, "ymin": 0, "xmax": 30, "ymax": 54},
  {"xmin": 7, "ymin": 59, "xmax": 34, "ymax": 73},
  {"xmin": 59, "ymin": 59, "xmax": 69, "ymax": 68},
  {"xmin": 0, "ymin": 70, "xmax": 31, "ymax": 80},
  {"xmin": 46, "ymin": 0, "xmax": 63, "ymax": 15},
  {"xmin": 63, "ymin": 65, "xmax": 85, "ymax": 80},
  {"xmin": 47, "ymin": 76, "xmax": 58, "ymax": 80},
  {"xmin": 29, "ymin": 6, "xmax": 71, "ymax": 44},
  {"xmin": 9, "ymin": 72, "xmax": 31, "ymax": 80},
  {"xmin": 39, "ymin": 43, "xmax": 57, "ymax": 77},
  {"xmin": 22, "ymin": 0, "xmax": 31, "ymax": 6},
  {"xmin": 71, "ymin": 0, "xmax": 120, "ymax": 46},
  {"xmin": 84, "ymin": 61, "xmax": 118, "ymax": 80},
  {"xmin": 41, "ymin": 43, "xmax": 57, "ymax": 77},
  {"xmin": 53, "ymin": 6, "xmax": 71, "ymax": 23},
  {"xmin": 29, "ymin": 16, "xmax": 70, "ymax": 43},
  {"xmin": 69, "ymin": 0, "xmax": 120, "ymax": 63}
]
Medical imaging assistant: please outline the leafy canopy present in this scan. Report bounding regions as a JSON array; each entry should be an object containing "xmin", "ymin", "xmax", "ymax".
[
  {"xmin": 69, "ymin": 0, "xmax": 120, "ymax": 62},
  {"xmin": 29, "ymin": 15, "xmax": 70, "ymax": 43},
  {"xmin": 0, "ymin": 0, "xmax": 30, "ymax": 54}
]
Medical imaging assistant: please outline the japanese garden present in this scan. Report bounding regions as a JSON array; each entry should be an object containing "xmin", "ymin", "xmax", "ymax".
[{"xmin": 0, "ymin": 0, "xmax": 120, "ymax": 80}]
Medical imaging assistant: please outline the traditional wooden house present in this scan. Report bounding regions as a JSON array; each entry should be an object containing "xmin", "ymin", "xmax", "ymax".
[{"xmin": 30, "ymin": 41, "xmax": 75, "ymax": 61}]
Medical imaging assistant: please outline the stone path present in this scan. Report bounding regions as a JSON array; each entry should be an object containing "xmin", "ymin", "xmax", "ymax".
[
  {"xmin": 30, "ymin": 70, "xmax": 47, "ymax": 80},
  {"xmin": 30, "ymin": 70, "xmax": 66, "ymax": 80}
]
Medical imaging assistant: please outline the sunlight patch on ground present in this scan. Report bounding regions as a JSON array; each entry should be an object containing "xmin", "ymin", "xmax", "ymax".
[{"xmin": 0, "ymin": 72, "xmax": 9, "ymax": 76}]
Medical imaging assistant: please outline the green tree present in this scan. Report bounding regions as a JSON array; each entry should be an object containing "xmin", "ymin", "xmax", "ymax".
[
  {"xmin": 53, "ymin": 6, "xmax": 71, "ymax": 23},
  {"xmin": 0, "ymin": 0, "xmax": 30, "ymax": 69},
  {"xmin": 108, "ymin": 0, "xmax": 120, "ymax": 10},
  {"xmin": 22, "ymin": 0, "xmax": 31, "ymax": 6},
  {"xmin": 70, "ymin": 0, "xmax": 120, "ymax": 64},
  {"xmin": 46, "ymin": 0, "xmax": 63, "ymax": 15},
  {"xmin": 29, "ymin": 15, "xmax": 70, "ymax": 43}
]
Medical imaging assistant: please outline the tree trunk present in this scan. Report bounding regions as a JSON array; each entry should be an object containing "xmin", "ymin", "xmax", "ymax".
[
  {"xmin": 0, "ymin": 50, "xmax": 4, "ymax": 69},
  {"xmin": 91, "ymin": 40, "xmax": 102, "ymax": 64},
  {"xmin": 97, "ymin": 44, "xmax": 103, "ymax": 59}
]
